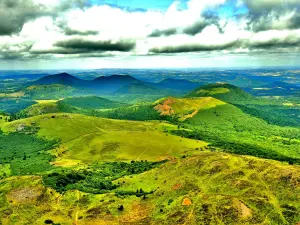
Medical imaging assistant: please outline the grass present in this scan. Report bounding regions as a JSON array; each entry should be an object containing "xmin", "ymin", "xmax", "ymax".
[
  {"xmin": 153, "ymin": 96, "xmax": 226, "ymax": 121},
  {"xmin": 115, "ymin": 152, "xmax": 300, "ymax": 224},
  {"xmin": 59, "ymin": 96, "xmax": 128, "ymax": 110},
  {"xmin": 17, "ymin": 100, "xmax": 60, "ymax": 117},
  {"xmin": 0, "ymin": 89, "xmax": 299, "ymax": 224},
  {"xmin": 0, "ymin": 91, "xmax": 24, "ymax": 98},
  {"xmin": 186, "ymin": 83, "xmax": 254, "ymax": 103},
  {"xmin": 1, "ymin": 151, "xmax": 300, "ymax": 224},
  {"xmin": 2, "ymin": 113, "xmax": 206, "ymax": 163},
  {"xmin": 175, "ymin": 103, "xmax": 300, "ymax": 164},
  {"xmin": 24, "ymin": 84, "xmax": 76, "ymax": 100},
  {"xmin": 0, "ymin": 130, "xmax": 56, "ymax": 175},
  {"xmin": 196, "ymin": 87, "xmax": 230, "ymax": 95}
]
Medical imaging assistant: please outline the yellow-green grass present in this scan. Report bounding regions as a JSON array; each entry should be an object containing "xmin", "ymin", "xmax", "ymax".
[
  {"xmin": 196, "ymin": 87, "xmax": 230, "ymax": 95},
  {"xmin": 0, "ymin": 115, "xmax": 9, "ymax": 126},
  {"xmin": 154, "ymin": 96, "xmax": 226, "ymax": 121},
  {"xmin": 2, "ymin": 113, "xmax": 206, "ymax": 164},
  {"xmin": 0, "ymin": 91, "xmax": 24, "ymax": 98},
  {"xmin": 1, "ymin": 151, "xmax": 300, "ymax": 224},
  {"xmin": 115, "ymin": 152, "xmax": 300, "ymax": 224},
  {"xmin": 19, "ymin": 100, "xmax": 60, "ymax": 117},
  {"xmin": 0, "ymin": 164, "xmax": 10, "ymax": 178}
]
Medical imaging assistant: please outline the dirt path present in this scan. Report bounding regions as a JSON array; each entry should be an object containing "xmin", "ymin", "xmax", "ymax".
[{"xmin": 73, "ymin": 190, "xmax": 80, "ymax": 225}]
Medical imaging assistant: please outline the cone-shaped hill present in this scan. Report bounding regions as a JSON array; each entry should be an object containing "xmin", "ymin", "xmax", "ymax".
[{"xmin": 186, "ymin": 83, "xmax": 255, "ymax": 103}]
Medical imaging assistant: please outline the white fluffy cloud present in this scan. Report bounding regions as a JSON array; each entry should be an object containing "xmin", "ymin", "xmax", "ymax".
[{"xmin": 0, "ymin": 0, "xmax": 300, "ymax": 65}]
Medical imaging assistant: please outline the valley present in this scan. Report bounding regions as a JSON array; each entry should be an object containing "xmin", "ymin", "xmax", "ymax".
[{"xmin": 0, "ymin": 69, "xmax": 300, "ymax": 224}]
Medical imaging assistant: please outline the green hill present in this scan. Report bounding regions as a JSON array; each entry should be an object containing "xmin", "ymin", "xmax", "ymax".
[
  {"xmin": 17, "ymin": 100, "xmax": 60, "ymax": 118},
  {"xmin": 186, "ymin": 83, "xmax": 255, "ymax": 103},
  {"xmin": 24, "ymin": 84, "xmax": 77, "ymax": 100},
  {"xmin": 114, "ymin": 83, "xmax": 162, "ymax": 95},
  {"xmin": 59, "ymin": 96, "xmax": 128, "ymax": 110},
  {"xmin": 153, "ymin": 96, "xmax": 225, "ymax": 121}
]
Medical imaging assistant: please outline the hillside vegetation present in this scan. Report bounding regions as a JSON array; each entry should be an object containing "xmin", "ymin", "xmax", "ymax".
[
  {"xmin": 25, "ymin": 84, "xmax": 77, "ymax": 100},
  {"xmin": 2, "ymin": 113, "xmax": 205, "ymax": 163},
  {"xmin": 1, "ymin": 151, "xmax": 300, "ymax": 224},
  {"xmin": 186, "ymin": 83, "xmax": 255, "ymax": 103},
  {"xmin": 1, "ymin": 72, "xmax": 300, "ymax": 225},
  {"xmin": 59, "ymin": 96, "xmax": 128, "ymax": 110}
]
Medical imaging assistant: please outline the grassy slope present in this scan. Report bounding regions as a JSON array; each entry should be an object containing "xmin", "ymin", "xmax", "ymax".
[
  {"xmin": 116, "ymin": 152, "xmax": 300, "ymax": 224},
  {"xmin": 24, "ymin": 84, "xmax": 77, "ymax": 100},
  {"xmin": 186, "ymin": 83, "xmax": 254, "ymax": 103},
  {"xmin": 59, "ymin": 96, "xmax": 128, "ymax": 110},
  {"xmin": 153, "ymin": 96, "xmax": 226, "ymax": 121},
  {"xmin": 18, "ymin": 100, "xmax": 60, "ymax": 117},
  {"xmin": 1, "ymin": 152, "xmax": 300, "ymax": 224},
  {"xmin": 2, "ymin": 113, "xmax": 205, "ymax": 163}
]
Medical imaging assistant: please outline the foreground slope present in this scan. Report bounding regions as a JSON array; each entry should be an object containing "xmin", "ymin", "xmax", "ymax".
[{"xmin": 1, "ymin": 151, "xmax": 300, "ymax": 224}]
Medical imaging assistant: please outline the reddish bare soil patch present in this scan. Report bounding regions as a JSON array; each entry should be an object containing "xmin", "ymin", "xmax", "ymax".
[
  {"xmin": 182, "ymin": 198, "xmax": 192, "ymax": 206},
  {"xmin": 172, "ymin": 183, "xmax": 181, "ymax": 190},
  {"xmin": 154, "ymin": 98, "xmax": 175, "ymax": 116}
]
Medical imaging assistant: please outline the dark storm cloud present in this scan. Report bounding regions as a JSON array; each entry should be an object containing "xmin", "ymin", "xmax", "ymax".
[
  {"xmin": 0, "ymin": 0, "xmax": 89, "ymax": 36},
  {"xmin": 54, "ymin": 38, "xmax": 136, "ymax": 52},
  {"xmin": 149, "ymin": 40, "xmax": 239, "ymax": 53},
  {"xmin": 148, "ymin": 28, "xmax": 177, "ymax": 37}
]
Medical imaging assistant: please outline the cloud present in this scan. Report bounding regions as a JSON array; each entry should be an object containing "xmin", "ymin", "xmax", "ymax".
[
  {"xmin": 57, "ymin": 22, "xmax": 99, "ymax": 36},
  {"xmin": 149, "ymin": 40, "xmax": 239, "ymax": 53},
  {"xmin": 248, "ymin": 30, "xmax": 300, "ymax": 50},
  {"xmin": 183, "ymin": 13, "xmax": 223, "ymax": 35},
  {"xmin": 243, "ymin": 0, "xmax": 299, "ymax": 11},
  {"xmin": 148, "ymin": 28, "xmax": 177, "ymax": 37},
  {"xmin": 243, "ymin": 0, "xmax": 300, "ymax": 32},
  {"xmin": 0, "ymin": 0, "xmax": 299, "ymax": 66},
  {"xmin": 0, "ymin": 0, "xmax": 49, "ymax": 35},
  {"xmin": 54, "ymin": 38, "xmax": 136, "ymax": 52},
  {"xmin": 63, "ymin": 28, "xmax": 99, "ymax": 36},
  {"xmin": 0, "ymin": 0, "xmax": 89, "ymax": 36},
  {"xmin": 0, "ymin": 40, "xmax": 33, "ymax": 59},
  {"xmin": 248, "ymin": 11, "xmax": 300, "ymax": 32}
]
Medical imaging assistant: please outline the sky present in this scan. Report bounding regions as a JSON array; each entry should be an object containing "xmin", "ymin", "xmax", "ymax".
[{"xmin": 0, "ymin": 0, "xmax": 300, "ymax": 69}]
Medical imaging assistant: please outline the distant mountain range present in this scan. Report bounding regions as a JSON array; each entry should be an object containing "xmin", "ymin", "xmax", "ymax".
[{"xmin": 29, "ymin": 72, "xmax": 203, "ymax": 95}]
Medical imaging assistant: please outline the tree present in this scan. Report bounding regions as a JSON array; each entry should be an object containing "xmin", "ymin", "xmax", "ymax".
[
  {"xmin": 44, "ymin": 219, "xmax": 53, "ymax": 224},
  {"xmin": 23, "ymin": 152, "xmax": 27, "ymax": 160}
]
